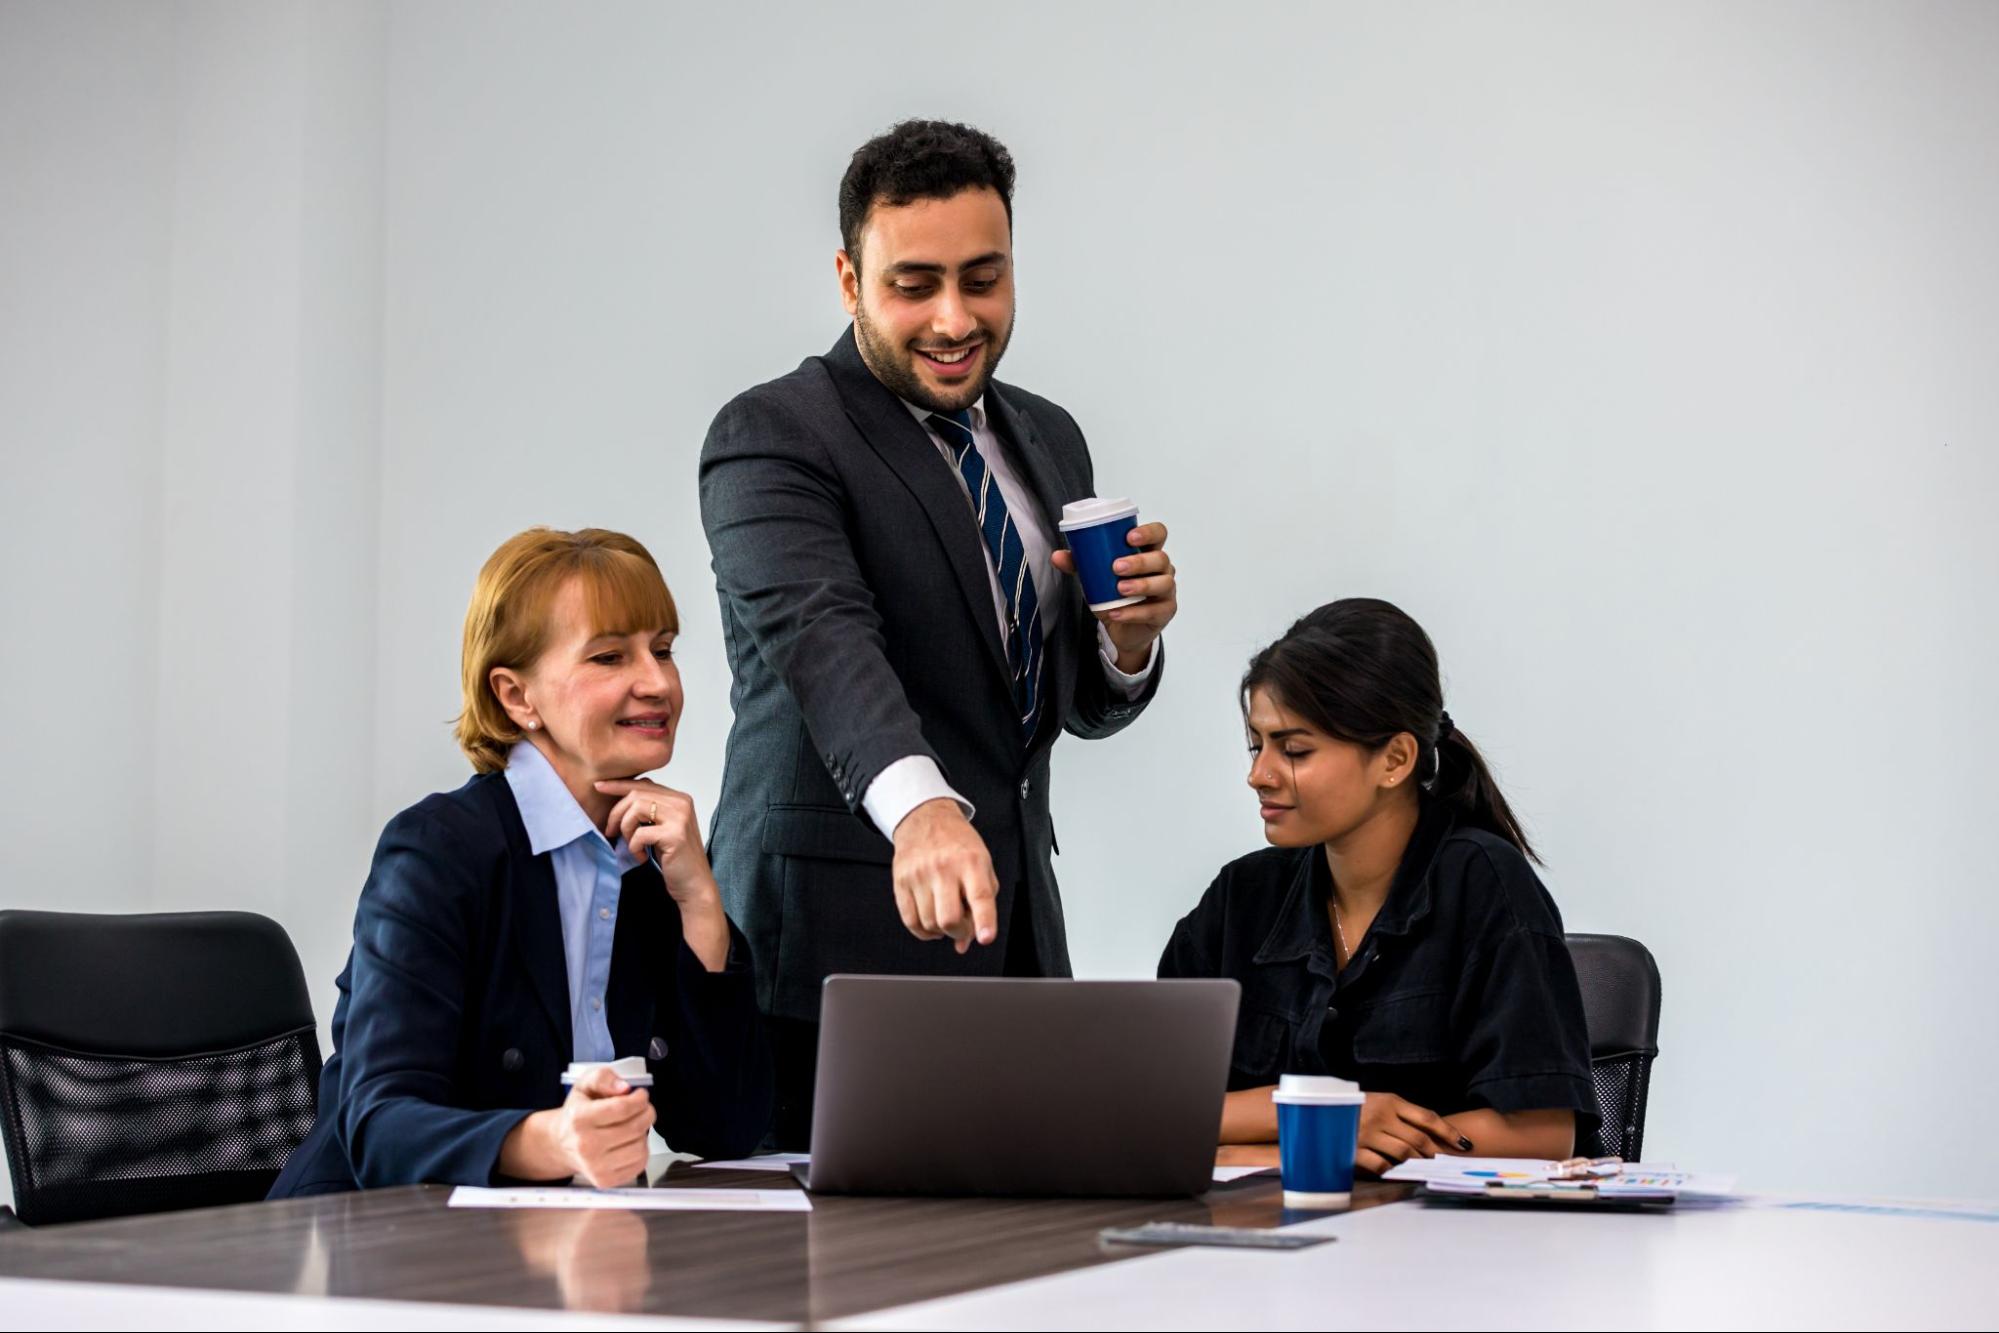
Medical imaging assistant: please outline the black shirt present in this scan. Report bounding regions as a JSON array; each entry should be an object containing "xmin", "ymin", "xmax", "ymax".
[{"xmin": 1158, "ymin": 801, "xmax": 1595, "ymax": 1132}]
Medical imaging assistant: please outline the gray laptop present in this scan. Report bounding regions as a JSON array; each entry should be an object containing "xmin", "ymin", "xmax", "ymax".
[{"xmin": 799, "ymin": 975, "xmax": 1240, "ymax": 1197}]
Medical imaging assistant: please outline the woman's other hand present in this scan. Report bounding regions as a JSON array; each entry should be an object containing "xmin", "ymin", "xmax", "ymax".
[
  {"xmin": 596, "ymin": 778, "xmax": 731, "ymax": 971},
  {"xmin": 1355, "ymin": 1091, "xmax": 1472, "ymax": 1176}
]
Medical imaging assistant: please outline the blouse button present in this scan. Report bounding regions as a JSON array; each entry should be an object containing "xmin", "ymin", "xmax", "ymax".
[
  {"xmin": 501, "ymin": 1047, "xmax": 524, "ymax": 1073},
  {"xmin": 598, "ymin": 906, "xmax": 612, "ymax": 921}
]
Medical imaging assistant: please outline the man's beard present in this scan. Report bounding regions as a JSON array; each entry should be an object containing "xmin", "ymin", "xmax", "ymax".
[{"xmin": 853, "ymin": 300, "xmax": 1014, "ymax": 413}]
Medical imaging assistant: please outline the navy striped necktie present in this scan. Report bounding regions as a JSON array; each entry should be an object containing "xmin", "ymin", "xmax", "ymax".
[{"xmin": 929, "ymin": 409, "xmax": 1044, "ymax": 744}]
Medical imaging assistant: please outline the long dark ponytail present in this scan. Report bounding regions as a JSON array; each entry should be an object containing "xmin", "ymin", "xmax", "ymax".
[{"xmin": 1240, "ymin": 598, "xmax": 1539, "ymax": 863}]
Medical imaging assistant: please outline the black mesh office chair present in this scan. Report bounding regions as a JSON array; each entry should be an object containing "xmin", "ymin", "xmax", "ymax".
[
  {"xmin": 0, "ymin": 910, "xmax": 321, "ymax": 1225},
  {"xmin": 1564, "ymin": 933, "xmax": 1661, "ymax": 1160}
]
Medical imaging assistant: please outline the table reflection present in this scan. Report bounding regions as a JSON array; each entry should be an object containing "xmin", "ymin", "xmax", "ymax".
[{"xmin": 503, "ymin": 1207, "xmax": 654, "ymax": 1312}]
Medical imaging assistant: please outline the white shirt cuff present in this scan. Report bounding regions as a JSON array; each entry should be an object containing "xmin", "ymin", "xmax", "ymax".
[
  {"xmin": 1098, "ymin": 625, "xmax": 1159, "ymax": 700},
  {"xmin": 861, "ymin": 754, "xmax": 976, "ymax": 840}
]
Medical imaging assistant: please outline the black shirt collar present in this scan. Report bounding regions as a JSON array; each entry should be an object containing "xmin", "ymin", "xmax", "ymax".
[{"xmin": 1252, "ymin": 799, "xmax": 1453, "ymax": 966}]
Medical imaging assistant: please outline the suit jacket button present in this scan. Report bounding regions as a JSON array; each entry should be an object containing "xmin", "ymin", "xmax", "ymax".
[
  {"xmin": 1019, "ymin": 779, "xmax": 1030, "ymax": 800},
  {"xmin": 648, "ymin": 1036, "xmax": 669, "ymax": 1062},
  {"xmin": 502, "ymin": 1047, "xmax": 524, "ymax": 1073}
]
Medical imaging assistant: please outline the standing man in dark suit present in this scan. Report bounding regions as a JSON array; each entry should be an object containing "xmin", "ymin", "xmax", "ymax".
[{"xmin": 699, "ymin": 120, "xmax": 1180, "ymax": 1147}]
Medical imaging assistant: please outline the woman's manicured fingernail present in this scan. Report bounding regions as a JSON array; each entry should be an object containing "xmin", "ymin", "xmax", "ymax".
[{"xmin": 1457, "ymin": 1137, "xmax": 1473, "ymax": 1151}]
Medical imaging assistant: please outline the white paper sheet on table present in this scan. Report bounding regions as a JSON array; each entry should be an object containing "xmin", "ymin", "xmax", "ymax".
[
  {"xmin": 449, "ymin": 1185, "xmax": 811, "ymax": 1212},
  {"xmin": 694, "ymin": 1153, "xmax": 813, "ymax": 1172},
  {"xmin": 1383, "ymin": 1156, "xmax": 1569, "ymax": 1182},
  {"xmin": 1209, "ymin": 1165, "xmax": 1274, "ymax": 1182},
  {"xmin": 694, "ymin": 1154, "xmax": 1271, "ymax": 1184}
]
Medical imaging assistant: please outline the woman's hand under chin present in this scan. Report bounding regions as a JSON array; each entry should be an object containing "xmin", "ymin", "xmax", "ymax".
[{"xmin": 594, "ymin": 777, "xmax": 731, "ymax": 971}]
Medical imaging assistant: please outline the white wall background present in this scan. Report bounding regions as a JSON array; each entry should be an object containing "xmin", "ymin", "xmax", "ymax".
[{"xmin": 4, "ymin": 0, "xmax": 1996, "ymax": 1206}]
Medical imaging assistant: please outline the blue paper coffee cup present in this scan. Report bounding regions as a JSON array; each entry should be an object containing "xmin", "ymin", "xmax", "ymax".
[
  {"xmin": 1057, "ymin": 497, "xmax": 1143, "ymax": 612},
  {"xmin": 1274, "ymin": 1074, "xmax": 1364, "ymax": 1209}
]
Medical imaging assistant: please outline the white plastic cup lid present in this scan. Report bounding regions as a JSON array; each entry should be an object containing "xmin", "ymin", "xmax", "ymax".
[
  {"xmin": 1273, "ymin": 1074, "xmax": 1363, "ymax": 1104},
  {"xmin": 561, "ymin": 1054, "xmax": 652, "ymax": 1087},
  {"xmin": 1057, "ymin": 496, "xmax": 1139, "ymax": 530}
]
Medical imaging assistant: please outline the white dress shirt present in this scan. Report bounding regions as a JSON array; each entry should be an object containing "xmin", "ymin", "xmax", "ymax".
[{"xmin": 859, "ymin": 396, "xmax": 1160, "ymax": 840}]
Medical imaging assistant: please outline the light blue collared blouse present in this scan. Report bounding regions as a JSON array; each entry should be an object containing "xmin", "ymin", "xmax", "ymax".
[{"xmin": 503, "ymin": 740, "xmax": 635, "ymax": 1063}]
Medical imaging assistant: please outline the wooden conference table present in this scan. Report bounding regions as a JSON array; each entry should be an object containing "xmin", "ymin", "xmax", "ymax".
[
  {"xmin": 0, "ymin": 1158, "xmax": 1383, "ymax": 1328},
  {"xmin": 0, "ymin": 1158, "xmax": 1994, "ymax": 1330}
]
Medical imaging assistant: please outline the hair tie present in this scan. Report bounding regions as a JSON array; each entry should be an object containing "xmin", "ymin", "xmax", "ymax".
[{"xmin": 1434, "ymin": 711, "xmax": 1454, "ymax": 748}]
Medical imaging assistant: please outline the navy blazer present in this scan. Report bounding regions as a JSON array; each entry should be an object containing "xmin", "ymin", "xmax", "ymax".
[{"xmin": 270, "ymin": 772, "xmax": 773, "ymax": 1197}]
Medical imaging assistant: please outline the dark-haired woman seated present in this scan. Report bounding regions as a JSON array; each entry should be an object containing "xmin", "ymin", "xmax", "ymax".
[{"xmin": 1160, "ymin": 599, "xmax": 1595, "ymax": 1175}]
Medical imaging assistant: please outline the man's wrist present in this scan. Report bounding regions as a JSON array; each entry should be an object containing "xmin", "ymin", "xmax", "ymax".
[
  {"xmin": 864, "ymin": 755, "xmax": 975, "ymax": 841},
  {"xmin": 1099, "ymin": 625, "xmax": 1160, "ymax": 691},
  {"xmin": 893, "ymin": 796, "xmax": 964, "ymax": 843}
]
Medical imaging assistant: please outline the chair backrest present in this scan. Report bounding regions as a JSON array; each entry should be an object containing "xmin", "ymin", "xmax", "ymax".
[
  {"xmin": 1564, "ymin": 933, "xmax": 1661, "ymax": 1161},
  {"xmin": 0, "ymin": 910, "xmax": 321, "ymax": 1225}
]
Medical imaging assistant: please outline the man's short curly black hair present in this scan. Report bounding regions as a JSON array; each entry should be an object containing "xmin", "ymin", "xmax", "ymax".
[{"xmin": 839, "ymin": 119, "xmax": 1016, "ymax": 266}]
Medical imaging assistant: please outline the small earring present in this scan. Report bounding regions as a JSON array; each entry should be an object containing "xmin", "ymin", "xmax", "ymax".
[{"xmin": 526, "ymin": 720, "xmax": 538, "ymax": 731}]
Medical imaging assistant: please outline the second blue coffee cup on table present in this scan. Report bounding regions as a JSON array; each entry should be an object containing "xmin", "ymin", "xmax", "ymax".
[
  {"xmin": 1275, "ymin": 1074, "xmax": 1364, "ymax": 1209},
  {"xmin": 1057, "ymin": 497, "xmax": 1143, "ymax": 612}
]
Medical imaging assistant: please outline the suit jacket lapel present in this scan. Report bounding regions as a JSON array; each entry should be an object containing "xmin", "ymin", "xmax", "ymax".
[
  {"xmin": 492, "ymin": 781, "xmax": 572, "ymax": 1051},
  {"xmin": 606, "ymin": 862, "xmax": 663, "ymax": 1058},
  {"xmin": 823, "ymin": 328, "xmax": 1011, "ymax": 690}
]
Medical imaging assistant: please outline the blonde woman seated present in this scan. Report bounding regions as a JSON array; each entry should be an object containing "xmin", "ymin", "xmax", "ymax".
[{"xmin": 272, "ymin": 528, "xmax": 771, "ymax": 1196}]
